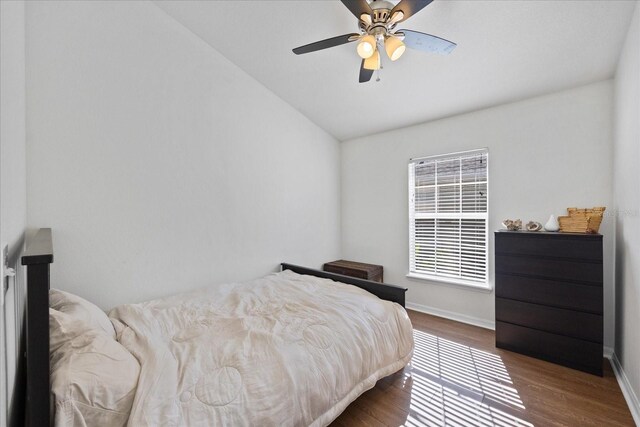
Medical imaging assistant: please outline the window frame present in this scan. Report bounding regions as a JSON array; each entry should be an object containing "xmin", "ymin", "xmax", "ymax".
[{"xmin": 407, "ymin": 148, "xmax": 490, "ymax": 290}]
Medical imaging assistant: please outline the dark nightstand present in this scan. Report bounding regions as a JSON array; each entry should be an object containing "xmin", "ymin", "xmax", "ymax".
[{"xmin": 322, "ymin": 260, "xmax": 383, "ymax": 283}]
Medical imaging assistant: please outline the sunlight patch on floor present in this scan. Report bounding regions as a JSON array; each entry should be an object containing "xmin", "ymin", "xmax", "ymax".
[{"xmin": 402, "ymin": 330, "xmax": 533, "ymax": 427}]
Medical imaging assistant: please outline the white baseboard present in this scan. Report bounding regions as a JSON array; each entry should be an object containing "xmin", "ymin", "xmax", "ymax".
[
  {"xmin": 406, "ymin": 301, "xmax": 495, "ymax": 330},
  {"xmin": 608, "ymin": 352, "xmax": 640, "ymax": 426},
  {"xmin": 604, "ymin": 346, "xmax": 614, "ymax": 359}
]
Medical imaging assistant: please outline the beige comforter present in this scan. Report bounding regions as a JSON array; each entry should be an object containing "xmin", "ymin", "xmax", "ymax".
[{"xmin": 109, "ymin": 270, "xmax": 414, "ymax": 426}]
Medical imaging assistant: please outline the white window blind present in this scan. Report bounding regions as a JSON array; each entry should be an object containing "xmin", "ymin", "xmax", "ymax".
[{"xmin": 408, "ymin": 149, "xmax": 489, "ymax": 287}]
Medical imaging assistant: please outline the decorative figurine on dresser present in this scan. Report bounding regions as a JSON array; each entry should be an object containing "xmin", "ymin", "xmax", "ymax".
[{"xmin": 494, "ymin": 228, "xmax": 604, "ymax": 376}]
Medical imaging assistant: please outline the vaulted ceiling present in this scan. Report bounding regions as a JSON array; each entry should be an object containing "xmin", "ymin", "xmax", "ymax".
[{"xmin": 155, "ymin": 0, "xmax": 637, "ymax": 141}]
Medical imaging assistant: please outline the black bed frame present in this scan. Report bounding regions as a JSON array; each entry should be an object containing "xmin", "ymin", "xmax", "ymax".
[
  {"xmin": 280, "ymin": 263, "xmax": 407, "ymax": 307},
  {"xmin": 19, "ymin": 228, "xmax": 53, "ymax": 427},
  {"xmin": 15, "ymin": 229, "xmax": 408, "ymax": 427}
]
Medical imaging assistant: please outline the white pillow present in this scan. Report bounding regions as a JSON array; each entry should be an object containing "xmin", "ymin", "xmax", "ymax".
[
  {"xmin": 49, "ymin": 308, "xmax": 95, "ymax": 353},
  {"xmin": 50, "ymin": 309, "xmax": 140, "ymax": 427},
  {"xmin": 50, "ymin": 289, "xmax": 116, "ymax": 339}
]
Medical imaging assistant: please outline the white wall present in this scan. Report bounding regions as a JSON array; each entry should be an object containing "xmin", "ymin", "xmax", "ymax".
[
  {"xmin": 0, "ymin": 1, "xmax": 27, "ymax": 256},
  {"xmin": 25, "ymin": 1, "xmax": 341, "ymax": 310},
  {"xmin": 341, "ymin": 82, "xmax": 615, "ymax": 346},
  {"xmin": 0, "ymin": 1, "xmax": 27, "ymax": 425},
  {"xmin": 613, "ymin": 2, "xmax": 640, "ymax": 423}
]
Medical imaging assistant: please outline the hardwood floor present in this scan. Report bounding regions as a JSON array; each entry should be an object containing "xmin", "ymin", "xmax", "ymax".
[{"xmin": 332, "ymin": 310, "xmax": 635, "ymax": 427}]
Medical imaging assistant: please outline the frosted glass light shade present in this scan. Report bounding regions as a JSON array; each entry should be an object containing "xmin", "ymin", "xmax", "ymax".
[
  {"xmin": 363, "ymin": 49, "xmax": 380, "ymax": 70},
  {"xmin": 357, "ymin": 35, "xmax": 376, "ymax": 59},
  {"xmin": 385, "ymin": 36, "xmax": 406, "ymax": 61}
]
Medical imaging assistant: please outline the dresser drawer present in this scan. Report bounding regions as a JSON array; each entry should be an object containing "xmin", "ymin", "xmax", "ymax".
[
  {"xmin": 495, "ymin": 274, "xmax": 602, "ymax": 314},
  {"xmin": 496, "ymin": 298, "xmax": 602, "ymax": 343},
  {"xmin": 495, "ymin": 255, "xmax": 602, "ymax": 284},
  {"xmin": 495, "ymin": 233, "xmax": 602, "ymax": 261},
  {"xmin": 496, "ymin": 321, "xmax": 602, "ymax": 375}
]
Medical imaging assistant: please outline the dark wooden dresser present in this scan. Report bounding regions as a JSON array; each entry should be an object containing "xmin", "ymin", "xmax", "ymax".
[
  {"xmin": 494, "ymin": 231, "xmax": 603, "ymax": 375},
  {"xmin": 323, "ymin": 260, "xmax": 383, "ymax": 283}
]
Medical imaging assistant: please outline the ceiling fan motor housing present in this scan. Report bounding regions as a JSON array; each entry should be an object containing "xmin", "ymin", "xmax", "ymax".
[
  {"xmin": 359, "ymin": 0, "xmax": 400, "ymax": 37},
  {"xmin": 370, "ymin": 0, "xmax": 397, "ymax": 11}
]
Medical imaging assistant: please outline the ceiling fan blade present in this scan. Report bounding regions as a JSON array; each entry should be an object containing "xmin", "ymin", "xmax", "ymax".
[
  {"xmin": 391, "ymin": 0, "xmax": 434, "ymax": 23},
  {"xmin": 359, "ymin": 60, "xmax": 374, "ymax": 83},
  {"xmin": 341, "ymin": 0, "xmax": 373, "ymax": 19},
  {"xmin": 399, "ymin": 29, "xmax": 457, "ymax": 55},
  {"xmin": 292, "ymin": 33, "xmax": 360, "ymax": 55}
]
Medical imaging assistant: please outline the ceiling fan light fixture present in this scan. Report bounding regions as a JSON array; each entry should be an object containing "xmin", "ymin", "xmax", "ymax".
[
  {"xmin": 356, "ymin": 35, "xmax": 376, "ymax": 59},
  {"xmin": 385, "ymin": 35, "xmax": 406, "ymax": 61},
  {"xmin": 363, "ymin": 49, "xmax": 380, "ymax": 70},
  {"xmin": 290, "ymin": 0, "xmax": 455, "ymax": 83}
]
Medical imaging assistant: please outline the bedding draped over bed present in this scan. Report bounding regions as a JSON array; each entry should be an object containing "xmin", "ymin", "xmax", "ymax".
[{"xmin": 109, "ymin": 270, "xmax": 414, "ymax": 427}]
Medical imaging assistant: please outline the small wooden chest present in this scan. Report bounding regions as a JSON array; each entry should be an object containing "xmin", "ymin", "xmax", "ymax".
[{"xmin": 322, "ymin": 260, "xmax": 383, "ymax": 283}]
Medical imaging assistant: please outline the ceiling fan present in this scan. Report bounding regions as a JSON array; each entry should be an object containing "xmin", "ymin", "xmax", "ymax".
[{"xmin": 292, "ymin": 0, "xmax": 456, "ymax": 83}]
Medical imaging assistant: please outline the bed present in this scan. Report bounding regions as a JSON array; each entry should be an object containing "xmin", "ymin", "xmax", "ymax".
[{"xmin": 19, "ymin": 228, "xmax": 414, "ymax": 426}]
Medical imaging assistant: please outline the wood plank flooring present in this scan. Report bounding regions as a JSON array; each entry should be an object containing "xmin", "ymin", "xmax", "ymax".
[{"xmin": 332, "ymin": 310, "xmax": 635, "ymax": 427}]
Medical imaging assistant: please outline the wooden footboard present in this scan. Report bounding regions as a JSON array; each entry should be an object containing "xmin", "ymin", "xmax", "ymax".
[{"xmin": 281, "ymin": 263, "xmax": 407, "ymax": 307}]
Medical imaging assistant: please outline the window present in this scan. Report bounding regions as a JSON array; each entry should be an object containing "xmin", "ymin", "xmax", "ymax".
[{"xmin": 408, "ymin": 149, "xmax": 489, "ymax": 288}]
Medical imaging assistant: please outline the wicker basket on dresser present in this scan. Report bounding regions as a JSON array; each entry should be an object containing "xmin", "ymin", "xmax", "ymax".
[{"xmin": 494, "ymin": 230, "xmax": 603, "ymax": 376}]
